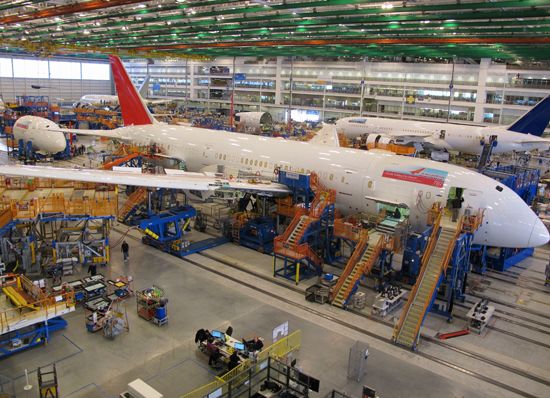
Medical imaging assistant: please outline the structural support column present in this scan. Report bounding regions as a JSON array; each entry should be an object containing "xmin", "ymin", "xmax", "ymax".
[{"xmin": 473, "ymin": 58, "xmax": 491, "ymax": 124}]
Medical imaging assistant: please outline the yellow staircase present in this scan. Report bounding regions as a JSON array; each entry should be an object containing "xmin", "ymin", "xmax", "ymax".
[
  {"xmin": 331, "ymin": 233, "xmax": 385, "ymax": 308},
  {"xmin": 118, "ymin": 187, "xmax": 147, "ymax": 222},
  {"xmin": 392, "ymin": 216, "xmax": 461, "ymax": 350}
]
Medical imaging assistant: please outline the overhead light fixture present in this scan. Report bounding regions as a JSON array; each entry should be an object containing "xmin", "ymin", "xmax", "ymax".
[
  {"xmin": 95, "ymin": 21, "xmax": 101, "ymax": 26},
  {"xmin": 15, "ymin": 23, "xmax": 21, "ymax": 27},
  {"xmin": 137, "ymin": 4, "xmax": 146, "ymax": 8},
  {"xmin": 83, "ymin": 29, "xmax": 90, "ymax": 35},
  {"xmin": 176, "ymin": 0, "xmax": 186, "ymax": 2},
  {"xmin": 54, "ymin": 17, "xmax": 62, "ymax": 22},
  {"xmin": 56, "ymin": 26, "xmax": 62, "ymax": 31},
  {"xmin": 381, "ymin": 3, "xmax": 393, "ymax": 10}
]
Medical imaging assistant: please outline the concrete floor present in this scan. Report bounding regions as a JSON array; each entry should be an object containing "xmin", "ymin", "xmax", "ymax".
[{"xmin": 1, "ymin": 223, "xmax": 549, "ymax": 398}]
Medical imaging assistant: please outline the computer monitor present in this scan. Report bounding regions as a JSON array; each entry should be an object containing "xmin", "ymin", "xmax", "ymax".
[
  {"xmin": 211, "ymin": 330, "xmax": 224, "ymax": 340},
  {"xmin": 233, "ymin": 341, "xmax": 246, "ymax": 351}
]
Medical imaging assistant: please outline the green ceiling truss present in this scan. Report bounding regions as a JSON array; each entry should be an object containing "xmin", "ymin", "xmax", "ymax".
[{"xmin": 0, "ymin": 0, "xmax": 548, "ymax": 60}]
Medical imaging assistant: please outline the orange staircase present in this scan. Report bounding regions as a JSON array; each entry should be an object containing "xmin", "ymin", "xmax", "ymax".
[
  {"xmin": 102, "ymin": 152, "xmax": 141, "ymax": 170},
  {"xmin": 273, "ymin": 174, "xmax": 336, "ymax": 282},
  {"xmin": 330, "ymin": 233, "xmax": 388, "ymax": 308},
  {"xmin": 118, "ymin": 187, "xmax": 147, "ymax": 222}
]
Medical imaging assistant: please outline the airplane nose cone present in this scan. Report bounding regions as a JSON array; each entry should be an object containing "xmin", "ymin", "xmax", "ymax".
[
  {"xmin": 528, "ymin": 215, "xmax": 549, "ymax": 247},
  {"xmin": 54, "ymin": 136, "xmax": 67, "ymax": 153}
]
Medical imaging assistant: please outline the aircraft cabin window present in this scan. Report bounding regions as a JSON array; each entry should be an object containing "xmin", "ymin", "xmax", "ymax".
[
  {"xmin": 245, "ymin": 159, "xmax": 249, "ymax": 165},
  {"xmin": 341, "ymin": 176, "xmax": 345, "ymax": 183},
  {"xmin": 254, "ymin": 160, "xmax": 258, "ymax": 166},
  {"xmin": 329, "ymin": 174, "xmax": 334, "ymax": 181},
  {"xmin": 496, "ymin": 185, "xmax": 503, "ymax": 192},
  {"xmin": 223, "ymin": 154, "xmax": 226, "ymax": 160}
]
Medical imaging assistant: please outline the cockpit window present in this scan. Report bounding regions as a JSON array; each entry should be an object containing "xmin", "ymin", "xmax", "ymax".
[
  {"xmin": 496, "ymin": 185, "xmax": 503, "ymax": 192},
  {"xmin": 349, "ymin": 118, "xmax": 367, "ymax": 124}
]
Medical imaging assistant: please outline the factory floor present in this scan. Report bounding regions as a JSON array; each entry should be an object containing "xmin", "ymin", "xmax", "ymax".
[{"xmin": 2, "ymin": 224, "xmax": 549, "ymax": 398}]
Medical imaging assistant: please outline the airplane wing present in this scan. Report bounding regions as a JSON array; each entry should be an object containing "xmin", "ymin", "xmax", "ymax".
[
  {"xmin": 308, "ymin": 124, "xmax": 340, "ymax": 147},
  {"xmin": 0, "ymin": 165, "xmax": 290, "ymax": 195},
  {"xmin": 513, "ymin": 137, "xmax": 550, "ymax": 144},
  {"xmin": 48, "ymin": 127, "xmax": 128, "ymax": 141}
]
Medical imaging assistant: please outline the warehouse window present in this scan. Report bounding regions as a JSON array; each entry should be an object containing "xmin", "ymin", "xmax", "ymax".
[
  {"xmin": 82, "ymin": 62, "xmax": 110, "ymax": 80},
  {"xmin": 49, "ymin": 61, "xmax": 80, "ymax": 79},
  {"xmin": 13, "ymin": 59, "xmax": 49, "ymax": 78},
  {"xmin": 0, "ymin": 58, "xmax": 12, "ymax": 77}
]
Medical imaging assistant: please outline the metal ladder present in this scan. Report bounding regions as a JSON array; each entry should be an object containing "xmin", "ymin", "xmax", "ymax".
[{"xmin": 393, "ymin": 226, "xmax": 456, "ymax": 349}]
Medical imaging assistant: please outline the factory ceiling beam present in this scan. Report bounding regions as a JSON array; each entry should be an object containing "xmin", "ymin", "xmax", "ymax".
[{"xmin": 0, "ymin": 0, "xmax": 147, "ymax": 25}]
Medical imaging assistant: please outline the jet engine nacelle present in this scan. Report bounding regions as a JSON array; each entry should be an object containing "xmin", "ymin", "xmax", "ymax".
[
  {"xmin": 13, "ymin": 115, "xmax": 68, "ymax": 155},
  {"xmin": 365, "ymin": 134, "xmax": 393, "ymax": 148}
]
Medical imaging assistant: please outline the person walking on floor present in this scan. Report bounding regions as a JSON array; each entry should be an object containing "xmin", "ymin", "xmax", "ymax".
[
  {"xmin": 88, "ymin": 263, "xmax": 97, "ymax": 277},
  {"xmin": 121, "ymin": 240, "xmax": 129, "ymax": 263}
]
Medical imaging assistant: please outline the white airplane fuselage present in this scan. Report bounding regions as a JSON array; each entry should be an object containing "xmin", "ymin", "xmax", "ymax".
[
  {"xmin": 336, "ymin": 117, "xmax": 549, "ymax": 154},
  {"xmin": 13, "ymin": 115, "xmax": 67, "ymax": 155},
  {"xmin": 107, "ymin": 122, "xmax": 547, "ymax": 248}
]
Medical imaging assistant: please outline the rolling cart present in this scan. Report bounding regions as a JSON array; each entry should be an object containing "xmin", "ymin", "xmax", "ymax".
[{"xmin": 136, "ymin": 286, "xmax": 168, "ymax": 326}]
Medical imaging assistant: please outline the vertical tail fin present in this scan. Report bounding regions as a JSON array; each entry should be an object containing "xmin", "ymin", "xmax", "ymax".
[
  {"xmin": 108, "ymin": 55, "xmax": 156, "ymax": 126},
  {"xmin": 507, "ymin": 95, "xmax": 550, "ymax": 136}
]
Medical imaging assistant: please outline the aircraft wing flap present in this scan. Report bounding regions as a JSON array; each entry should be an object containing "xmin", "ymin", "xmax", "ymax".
[
  {"xmin": 387, "ymin": 131, "xmax": 432, "ymax": 139},
  {"xmin": 0, "ymin": 165, "xmax": 290, "ymax": 194}
]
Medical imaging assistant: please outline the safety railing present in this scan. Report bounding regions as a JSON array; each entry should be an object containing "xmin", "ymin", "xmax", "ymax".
[
  {"xmin": 366, "ymin": 142, "xmax": 417, "ymax": 155},
  {"xmin": 392, "ymin": 208, "xmax": 442, "ymax": 341},
  {"xmin": 6, "ymin": 196, "xmax": 118, "ymax": 219},
  {"xmin": 118, "ymin": 187, "xmax": 147, "ymax": 218},
  {"xmin": 273, "ymin": 239, "xmax": 322, "ymax": 266},
  {"xmin": 275, "ymin": 196, "xmax": 300, "ymax": 218},
  {"xmin": 1, "ymin": 274, "xmax": 76, "ymax": 334},
  {"xmin": 0, "ymin": 207, "xmax": 13, "ymax": 230},
  {"xmin": 0, "ymin": 176, "xmax": 114, "ymax": 190},
  {"xmin": 333, "ymin": 218, "xmax": 365, "ymax": 242},
  {"xmin": 461, "ymin": 209, "xmax": 484, "ymax": 233},
  {"xmin": 310, "ymin": 189, "xmax": 336, "ymax": 218},
  {"xmin": 330, "ymin": 233, "xmax": 370, "ymax": 300},
  {"xmin": 274, "ymin": 207, "xmax": 308, "ymax": 243},
  {"xmin": 182, "ymin": 330, "xmax": 302, "ymax": 398},
  {"xmin": 402, "ymin": 220, "xmax": 463, "ymax": 344},
  {"xmin": 102, "ymin": 152, "xmax": 141, "ymax": 170},
  {"xmin": 337, "ymin": 235, "xmax": 386, "ymax": 304}
]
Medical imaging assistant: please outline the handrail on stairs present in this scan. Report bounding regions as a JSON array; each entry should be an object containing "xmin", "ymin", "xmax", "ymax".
[
  {"xmin": 118, "ymin": 187, "xmax": 147, "ymax": 217},
  {"xmin": 330, "ymin": 232, "xmax": 370, "ymax": 301},
  {"xmin": 392, "ymin": 206, "xmax": 443, "ymax": 342},
  {"xmin": 337, "ymin": 234, "xmax": 386, "ymax": 304},
  {"xmin": 275, "ymin": 207, "xmax": 308, "ymax": 243},
  {"xmin": 401, "ymin": 217, "xmax": 466, "ymax": 345}
]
